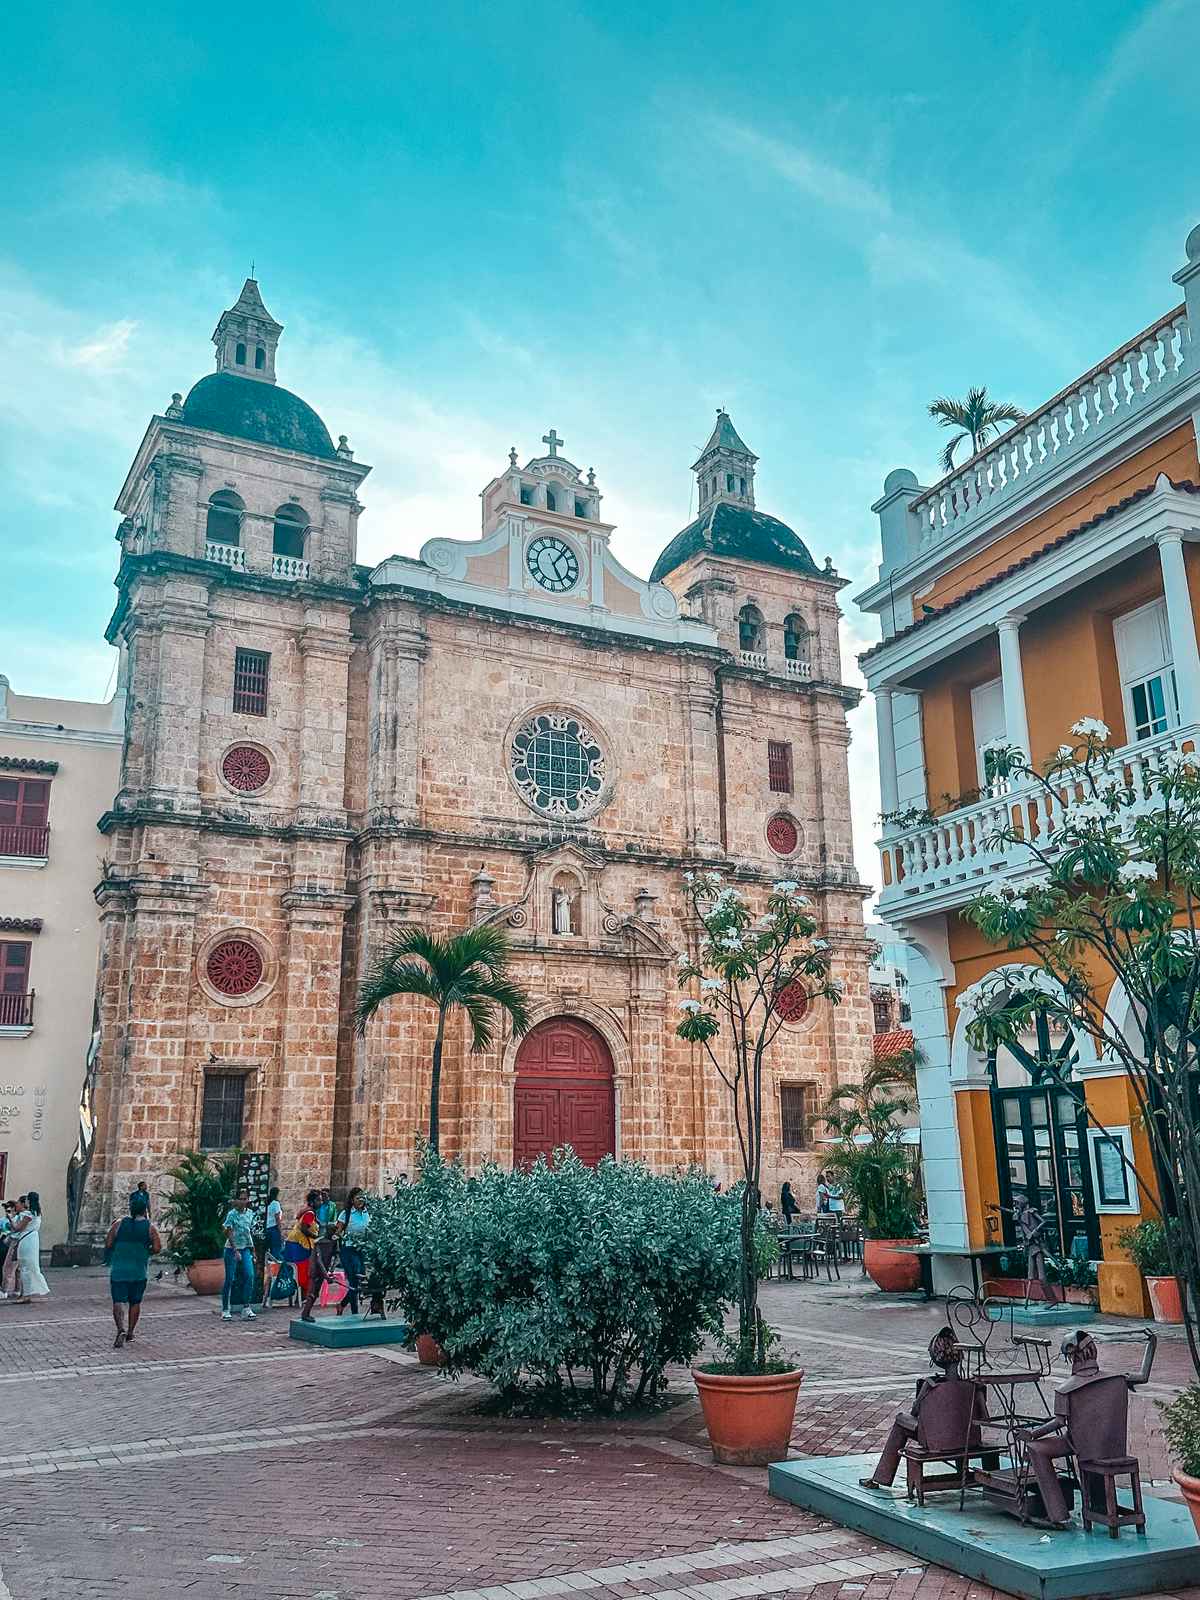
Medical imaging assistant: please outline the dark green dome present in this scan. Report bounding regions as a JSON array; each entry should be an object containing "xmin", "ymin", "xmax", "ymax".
[
  {"xmin": 181, "ymin": 372, "xmax": 336, "ymax": 460},
  {"xmin": 650, "ymin": 500, "xmax": 821, "ymax": 583}
]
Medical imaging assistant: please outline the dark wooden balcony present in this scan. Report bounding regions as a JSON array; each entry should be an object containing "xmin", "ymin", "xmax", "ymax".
[
  {"xmin": 0, "ymin": 824, "xmax": 50, "ymax": 859},
  {"xmin": 0, "ymin": 991, "xmax": 34, "ymax": 1029}
]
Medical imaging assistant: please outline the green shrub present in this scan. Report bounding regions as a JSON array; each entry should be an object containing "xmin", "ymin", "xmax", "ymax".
[
  {"xmin": 1162, "ymin": 1383, "xmax": 1200, "ymax": 1478},
  {"xmin": 1118, "ymin": 1218, "xmax": 1180, "ymax": 1278},
  {"xmin": 159, "ymin": 1148, "xmax": 241, "ymax": 1268},
  {"xmin": 362, "ymin": 1149, "xmax": 740, "ymax": 1408}
]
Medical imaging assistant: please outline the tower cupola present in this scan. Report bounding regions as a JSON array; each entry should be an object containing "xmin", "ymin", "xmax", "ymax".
[
  {"xmin": 693, "ymin": 409, "xmax": 757, "ymax": 512},
  {"xmin": 212, "ymin": 277, "xmax": 283, "ymax": 384}
]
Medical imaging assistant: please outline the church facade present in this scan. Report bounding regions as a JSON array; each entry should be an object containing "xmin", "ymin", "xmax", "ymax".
[{"xmin": 85, "ymin": 279, "xmax": 872, "ymax": 1225}]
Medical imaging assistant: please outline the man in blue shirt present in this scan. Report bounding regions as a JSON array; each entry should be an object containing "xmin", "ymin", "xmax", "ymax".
[{"xmin": 221, "ymin": 1189, "xmax": 257, "ymax": 1322}]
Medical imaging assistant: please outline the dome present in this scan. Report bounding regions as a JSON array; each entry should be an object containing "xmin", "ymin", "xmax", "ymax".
[
  {"xmin": 180, "ymin": 372, "xmax": 336, "ymax": 460},
  {"xmin": 650, "ymin": 500, "xmax": 821, "ymax": 584}
]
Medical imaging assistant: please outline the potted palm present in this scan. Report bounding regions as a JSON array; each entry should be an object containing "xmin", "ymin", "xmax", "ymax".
[
  {"xmin": 676, "ymin": 872, "xmax": 840, "ymax": 1464},
  {"xmin": 822, "ymin": 1080, "xmax": 921, "ymax": 1293},
  {"xmin": 1162, "ymin": 1384, "xmax": 1200, "ymax": 1533},
  {"xmin": 355, "ymin": 922, "xmax": 532, "ymax": 1364},
  {"xmin": 160, "ymin": 1148, "xmax": 240, "ymax": 1295},
  {"xmin": 1119, "ymin": 1219, "xmax": 1186, "ymax": 1325}
]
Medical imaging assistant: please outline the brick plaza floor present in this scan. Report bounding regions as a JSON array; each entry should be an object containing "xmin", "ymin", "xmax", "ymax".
[{"xmin": 0, "ymin": 1267, "xmax": 1196, "ymax": 1600}]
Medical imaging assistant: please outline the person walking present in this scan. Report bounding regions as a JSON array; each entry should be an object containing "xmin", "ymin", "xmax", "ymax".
[
  {"xmin": 11, "ymin": 1191, "xmax": 50, "ymax": 1304},
  {"xmin": 284, "ymin": 1190, "xmax": 320, "ymax": 1301},
  {"xmin": 261, "ymin": 1185, "xmax": 284, "ymax": 1310},
  {"xmin": 220, "ymin": 1188, "xmax": 257, "ymax": 1323},
  {"xmin": 335, "ymin": 1187, "xmax": 370, "ymax": 1316},
  {"xmin": 299, "ymin": 1226, "xmax": 339, "ymax": 1323},
  {"xmin": 816, "ymin": 1171, "xmax": 831, "ymax": 1214},
  {"xmin": 780, "ymin": 1181, "xmax": 798, "ymax": 1225},
  {"xmin": 105, "ymin": 1191, "xmax": 162, "ymax": 1347},
  {"xmin": 1, "ymin": 1200, "xmax": 21, "ymax": 1297}
]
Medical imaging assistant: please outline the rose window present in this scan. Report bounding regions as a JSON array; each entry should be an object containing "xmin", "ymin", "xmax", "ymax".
[
  {"xmin": 206, "ymin": 939, "xmax": 265, "ymax": 997},
  {"xmin": 766, "ymin": 813, "xmax": 799, "ymax": 855},
  {"xmin": 510, "ymin": 711, "xmax": 607, "ymax": 818},
  {"xmin": 221, "ymin": 745, "xmax": 271, "ymax": 793},
  {"xmin": 773, "ymin": 981, "xmax": 810, "ymax": 1024}
]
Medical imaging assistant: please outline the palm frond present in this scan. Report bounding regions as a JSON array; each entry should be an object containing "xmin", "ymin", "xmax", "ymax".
[
  {"xmin": 939, "ymin": 432, "xmax": 968, "ymax": 473},
  {"xmin": 929, "ymin": 386, "xmax": 1025, "ymax": 473}
]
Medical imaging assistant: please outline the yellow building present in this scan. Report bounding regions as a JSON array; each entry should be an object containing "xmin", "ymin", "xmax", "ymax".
[{"xmin": 856, "ymin": 223, "xmax": 1200, "ymax": 1303}]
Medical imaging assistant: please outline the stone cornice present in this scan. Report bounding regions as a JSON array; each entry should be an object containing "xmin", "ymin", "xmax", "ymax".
[
  {"xmin": 281, "ymin": 886, "xmax": 356, "ymax": 914},
  {"xmin": 98, "ymin": 803, "xmax": 355, "ymax": 843},
  {"xmin": 0, "ymin": 756, "xmax": 60, "ymax": 775},
  {"xmin": 0, "ymin": 917, "xmax": 42, "ymax": 934},
  {"xmin": 717, "ymin": 661, "xmax": 861, "ymax": 708},
  {"xmin": 94, "ymin": 872, "xmax": 211, "ymax": 911}
]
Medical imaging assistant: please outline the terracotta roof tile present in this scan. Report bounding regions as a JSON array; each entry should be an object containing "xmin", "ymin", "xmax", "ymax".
[{"xmin": 873, "ymin": 1028, "xmax": 914, "ymax": 1064}]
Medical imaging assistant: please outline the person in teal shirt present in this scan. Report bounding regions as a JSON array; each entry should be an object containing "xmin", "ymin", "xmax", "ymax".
[
  {"xmin": 221, "ymin": 1189, "xmax": 257, "ymax": 1322},
  {"xmin": 105, "ymin": 1191, "xmax": 162, "ymax": 1347}
]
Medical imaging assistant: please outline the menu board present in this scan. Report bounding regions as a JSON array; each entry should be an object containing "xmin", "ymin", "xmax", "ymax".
[{"xmin": 236, "ymin": 1151, "xmax": 272, "ymax": 1222}]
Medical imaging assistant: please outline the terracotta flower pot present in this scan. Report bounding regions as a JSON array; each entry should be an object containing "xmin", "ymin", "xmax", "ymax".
[
  {"xmin": 693, "ymin": 1366, "xmax": 804, "ymax": 1465},
  {"xmin": 863, "ymin": 1238, "xmax": 922, "ymax": 1293},
  {"xmin": 415, "ymin": 1333, "xmax": 447, "ymax": 1367},
  {"xmin": 185, "ymin": 1258, "xmax": 225, "ymax": 1296},
  {"xmin": 1173, "ymin": 1469, "xmax": 1200, "ymax": 1536},
  {"xmin": 1146, "ymin": 1275, "xmax": 1185, "ymax": 1324}
]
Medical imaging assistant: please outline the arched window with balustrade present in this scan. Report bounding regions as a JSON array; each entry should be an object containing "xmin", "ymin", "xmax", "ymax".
[
  {"xmin": 205, "ymin": 490, "xmax": 244, "ymax": 547},
  {"xmin": 784, "ymin": 613, "xmax": 810, "ymax": 664},
  {"xmin": 272, "ymin": 504, "xmax": 309, "ymax": 559},
  {"xmin": 738, "ymin": 604, "xmax": 764, "ymax": 653}
]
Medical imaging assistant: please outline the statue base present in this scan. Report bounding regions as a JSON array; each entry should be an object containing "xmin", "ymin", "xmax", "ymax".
[
  {"xmin": 768, "ymin": 1453, "xmax": 1198, "ymax": 1600},
  {"xmin": 987, "ymin": 1300, "xmax": 1097, "ymax": 1327}
]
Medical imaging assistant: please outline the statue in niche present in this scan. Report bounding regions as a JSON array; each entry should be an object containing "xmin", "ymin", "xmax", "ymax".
[{"xmin": 552, "ymin": 882, "xmax": 579, "ymax": 936}]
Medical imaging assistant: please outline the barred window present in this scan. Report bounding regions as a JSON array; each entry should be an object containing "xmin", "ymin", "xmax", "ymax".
[
  {"xmin": 233, "ymin": 649, "xmax": 270, "ymax": 717},
  {"xmin": 780, "ymin": 1083, "xmax": 816, "ymax": 1151},
  {"xmin": 768, "ymin": 740, "xmax": 792, "ymax": 793},
  {"xmin": 200, "ymin": 1072, "xmax": 246, "ymax": 1151}
]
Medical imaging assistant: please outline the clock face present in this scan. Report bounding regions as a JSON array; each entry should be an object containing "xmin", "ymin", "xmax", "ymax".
[{"xmin": 526, "ymin": 535, "xmax": 580, "ymax": 594}]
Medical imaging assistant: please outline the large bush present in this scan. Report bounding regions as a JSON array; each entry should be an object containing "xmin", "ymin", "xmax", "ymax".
[
  {"xmin": 363, "ymin": 1151, "xmax": 740, "ymax": 1408},
  {"xmin": 159, "ymin": 1148, "xmax": 241, "ymax": 1267}
]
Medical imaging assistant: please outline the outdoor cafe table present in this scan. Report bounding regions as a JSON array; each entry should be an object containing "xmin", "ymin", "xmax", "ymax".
[{"xmin": 882, "ymin": 1242, "xmax": 1010, "ymax": 1300}]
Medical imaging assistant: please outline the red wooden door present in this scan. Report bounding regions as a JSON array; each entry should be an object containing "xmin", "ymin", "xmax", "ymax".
[{"xmin": 514, "ymin": 1018, "xmax": 615, "ymax": 1167}]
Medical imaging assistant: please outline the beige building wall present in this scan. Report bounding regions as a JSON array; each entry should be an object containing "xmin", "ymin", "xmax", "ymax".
[{"xmin": 0, "ymin": 675, "xmax": 122, "ymax": 1245}]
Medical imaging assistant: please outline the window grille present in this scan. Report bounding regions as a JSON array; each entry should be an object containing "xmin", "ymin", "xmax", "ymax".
[
  {"xmin": 233, "ymin": 649, "xmax": 270, "ymax": 716},
  {"xmin": 200, "ymin": 1072, "xmax": 247, "ymax": 1150},
  {"xmin": 768, "ymin": 740, "xmax": 793, "ymax": 793},
  {"xmin": 780, "ymin": 1083, "xmax": 816, "ymax": 1151}
]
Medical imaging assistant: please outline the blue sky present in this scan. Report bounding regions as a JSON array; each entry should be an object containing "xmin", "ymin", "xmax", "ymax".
[{"xmin": 2, "ymin": 0, "xmax": 1198, "ymax": 887}]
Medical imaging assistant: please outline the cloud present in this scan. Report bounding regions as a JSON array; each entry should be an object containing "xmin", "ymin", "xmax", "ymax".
[
  {"xmin": 708, "ymin": 117, "xmax": 891, "ymax": 220},
  {"xmin": 53, "ymin": 161, "xmax": 218, "ymax": 219},
  {"xmin": 62, "ymin": 318, "xmax": 137, "ymax": 370}
]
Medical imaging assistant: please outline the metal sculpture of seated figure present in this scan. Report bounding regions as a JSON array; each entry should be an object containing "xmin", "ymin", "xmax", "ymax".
[
  {"xmin": 860, "ymin": 1325, "xmax": 990, "ymax": 1501},
  {"xmin": 1014, "ymin": 1328, "xmax": 1156, "ymax": 1532}
]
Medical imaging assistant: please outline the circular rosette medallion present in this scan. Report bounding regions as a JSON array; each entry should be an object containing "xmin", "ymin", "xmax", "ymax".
[
  {"xmin": 772, "ymin": 981, "xmax": 811, "ymax": 1025},
  {"xmin": 206, "ymin": 939, "xmax": 265, "ymax": 998},
  {"xmin": 510, "ymin": 710, "xmax": 608, "ymax": 818},
  {"xmin": 766, "ymin": 813, "xmax": 800, "ymax": 856},
  {"xmin": 221, "ymin": 744, "xmax": 271, "ymax": 793}
]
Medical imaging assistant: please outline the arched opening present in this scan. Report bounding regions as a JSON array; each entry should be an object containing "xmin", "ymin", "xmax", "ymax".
[
  {"xmin": 784, "ymin": 612, "xmax": 809, "ymax": 663},
  {"xmin": 545, "ymin": 486, "xmax": 558, "ymax": 513},
  {"xmin": 738, "ymin": 604, "xmax": 764, "ymax": 653},
  {"xmin": 235, "ymin": 342, "xmax": 247, "ymax": 366},
  {"xmin": 205, "ymin": 489, "xmax": 244, "ymax": 547},
  {"xmin": 272, "ymin": 504, "xmax": 308, "ymax": 559},
  {"xmin": 550, "ymin": 872, "xmax": 581, "ymax": 936},
  {"xmin": 254, "ymin": 345, "xmax": 266, "ymax": 370},
  {"xmin": 514, "ymin": 1017, "xmax": 615, "ymax": 1167}
]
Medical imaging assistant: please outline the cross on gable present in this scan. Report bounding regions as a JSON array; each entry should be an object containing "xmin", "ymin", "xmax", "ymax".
[{"xmin": 542, "ymin": 428, "xmax": 564, "ymax": 457}]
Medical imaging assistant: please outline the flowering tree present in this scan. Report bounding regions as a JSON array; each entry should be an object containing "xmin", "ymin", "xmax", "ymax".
[
  {"xmin": 958, "ymin": 717, "xmax": 1200, "ymax": 1375},
  {"xmin": 675, "ymin": 872, "xmax": 841, "ymax": 1371}
]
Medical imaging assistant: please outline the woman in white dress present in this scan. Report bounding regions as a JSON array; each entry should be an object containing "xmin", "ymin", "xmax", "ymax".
[{"xmin": 12, "ymin": 1190, "xmax": 49, "ymax": 1303}]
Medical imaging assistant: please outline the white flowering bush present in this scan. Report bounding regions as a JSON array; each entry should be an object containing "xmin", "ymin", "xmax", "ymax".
[
  {"xmin": 675, "ymin": 871, "xmax": 841, "ymax": 1372},
  {"xmin": 961, "ymin": 721, "xmax": 1200, "ymax": 1375}
]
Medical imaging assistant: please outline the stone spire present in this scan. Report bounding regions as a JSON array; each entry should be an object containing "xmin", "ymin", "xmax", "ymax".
[
  {"xmin": 211, "ymin": 278, "xmax": 283, "ymax": 384},
  {"xmin": 692, "ymin": 408, "xmax": 758, "ymax": 513}
]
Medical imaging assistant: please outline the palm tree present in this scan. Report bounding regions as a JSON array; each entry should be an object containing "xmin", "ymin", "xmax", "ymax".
[
  {"xmin": 354, "ymin": 923, "xmax": 532, "ymax": 1153},
  {"xmin": 928, "ymin": 386, "xmax": 1026, "ymax": 474}
]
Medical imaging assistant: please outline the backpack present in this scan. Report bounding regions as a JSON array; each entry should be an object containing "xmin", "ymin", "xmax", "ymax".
[{"xmin": 270, "ymin": 1263, "xmax": 298, "ymax": 1302}]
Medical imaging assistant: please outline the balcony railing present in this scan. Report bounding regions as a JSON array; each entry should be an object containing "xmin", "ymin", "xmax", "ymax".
[
  {"xmin": 785, "ymin": 658, "xmax": 812, "ymax": 680},
  {"xmin": 914, "ymin": 306, "xmax": 1192, "ymax": 551},
  {"xmin": 0, "ymin": 824, "xmax": 49, "ymax": 859},
  {"xmin": 206, "ymin": 540, "xmax": 246, "ymax": 570},
  {"xmin": 0, "ymin": 991, "xmax": 34, "ymax": 1029},
  {"xmin": 271, "ymin": 553, "xmax": 309, "ymax": 580},
  {"xmin": 878, "ymin": 721, "xmax": 1198, "ymax": 913},
  {"xmin": 739, "ymin": 650, "xmax": 769, "ymax": 670}
]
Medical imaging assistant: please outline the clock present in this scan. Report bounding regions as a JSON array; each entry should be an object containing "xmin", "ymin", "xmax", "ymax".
[{"xmin": 526, "ymin": 535, "xmax": 580, "ymax": 594}]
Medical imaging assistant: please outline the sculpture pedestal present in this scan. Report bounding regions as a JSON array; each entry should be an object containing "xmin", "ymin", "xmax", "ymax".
[{"xmin": 768, "ymin": 1454, "xmax": 1198, "ymax": 1600}]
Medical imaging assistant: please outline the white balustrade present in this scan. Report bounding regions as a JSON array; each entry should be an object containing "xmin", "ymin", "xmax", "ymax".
[
  {"xmin": 205, "ymin": 540, "xmax": 246, "ymax": 569},
  {"xmin": 740, "ymin": 650, "xmax": 769, "ymax": 671},
  {"xmin": 878, "ymin": 721, "xmax": 1199, "ymax": 911},
  {"xmin": 271, "ymin": 553, "xmax": 310, "ymax": 580},
  {"xmin": 915, "ymin": 308, "xmax": 1191, "ymax": 550},
  {"xmin": 785, "ymin": 658, "xmax": 812, "ymax": 680}
]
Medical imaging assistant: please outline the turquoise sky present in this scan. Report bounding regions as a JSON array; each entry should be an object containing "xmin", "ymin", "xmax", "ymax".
[{"xmin": 2, "ymin": 0, "xmax": 1197, "ymax": 884}]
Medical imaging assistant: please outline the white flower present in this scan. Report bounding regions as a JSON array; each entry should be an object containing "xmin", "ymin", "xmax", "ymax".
[
  {"xmin": 1070, "ymin": 798, "xmax": 1110, "ymax": 825},
  {"xmin": 684, "ymin": 871, "xmax": 695, "ymax": 884},
  {"xmin": 812, "ymin": 938, "xmax": 829, "ymax": 950},
  {"xmin": 676, "ymin": 952, "xmax": 692, "ymax": 968},
  {"xmin": 719, "ymin": 934, "xmax": 742, "ymax": 950},
  {"xmin": 1007, "ymin": 895, "xmax": 1029, "ymax": 912},
  {"xmin": 980, "ymin": 736, "xmax": 1012, "ymax": 754},
  {"xmin": 1070, "ymin": 716, "xmax": 1110, "ymax": 741},
  {"xmin": 772, "ymin": 880, "xmax": 799, "ymax": 894},
  {"xmin": 1057, "ymin": 744, "xmax": 1075, "ymax": 760},
  {"xmin": 700, "ymin": 977, "xmax": 723, "ymax": 991},
  {"xmin": 678, "ymin": 999, "xmax": 701, "ymax": 1015},
  {"xmin": 1117, "ymin": 859, "xmax": 1157, "ymax": 883}
]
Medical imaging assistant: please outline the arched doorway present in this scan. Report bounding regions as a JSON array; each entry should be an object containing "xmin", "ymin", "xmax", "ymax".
[{"xmin": 514, "ymin": 1017, "xmax": 615, "ymax": 1167}]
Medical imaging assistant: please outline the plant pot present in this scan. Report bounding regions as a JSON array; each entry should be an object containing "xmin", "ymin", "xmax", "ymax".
[
  {"xmin": 1173, "ymin": 1470, "xmax": 1200, "ymax": 1536},
  {"xmin": 863, "ymin": 1239, "xmax": 922, "ymax": 1293},
  {"xmin": 692, "ymin": 1367, "xmax": 804, "ymax": 1465},
  {"xmin": 185, "ymin": 1258, "xmax": 225, "ymax": 1296},
  {"xmin": 415, "ymin": 1333, "xmax": 447, "ymax": 1367},
  {"xmin": 1146, "ymin": 1275, "xmax": 1185, "ymax": 1324}
]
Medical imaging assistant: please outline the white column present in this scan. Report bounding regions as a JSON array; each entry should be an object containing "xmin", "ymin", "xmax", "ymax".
[
  {"xmin": 1156, "ymin": 531, "xmax": 1200, "ymax": 724},
  {"xmin": 875, "ymin": 687, "xmax": 899, "ymax": 816},
  {"xmin": 996, "ymin": 614, "xmax": 1031, "ymax": 758}
]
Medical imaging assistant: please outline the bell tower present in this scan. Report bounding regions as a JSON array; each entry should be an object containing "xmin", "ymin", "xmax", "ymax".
[
  {"xmin": 212, "ymin": 277, "xmax": 282, "ymax": 383},
  {"xmin": 693, "ymin": 409, "xmax": 757, "ymax": 513}
]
